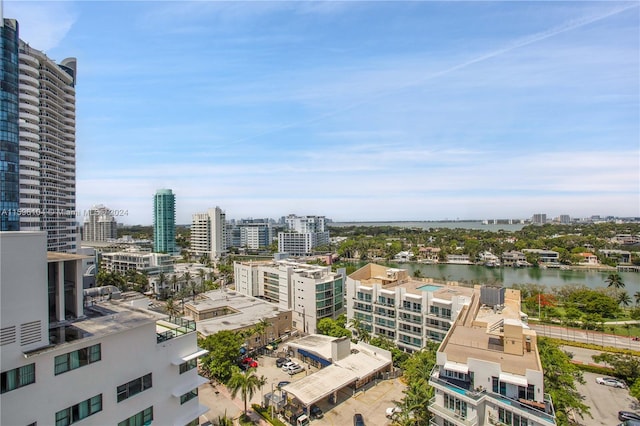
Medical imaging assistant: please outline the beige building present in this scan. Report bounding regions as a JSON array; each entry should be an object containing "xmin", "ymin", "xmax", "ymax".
[
  {"xmin": 346, "ymin": 264, "xmax": 474, "ymax": 352},
  {"xmin": 184, "ymin": 289, "xmax": 293, "ymax": 351},
  {"xmin": 428, "ymin": 287, "xmax": 556, "ymax": 426}
]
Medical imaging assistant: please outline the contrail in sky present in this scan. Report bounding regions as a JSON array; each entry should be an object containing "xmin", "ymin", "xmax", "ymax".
[{"xmin": 232, "ymin": 2, "xmax": 638, "ymax": 145}]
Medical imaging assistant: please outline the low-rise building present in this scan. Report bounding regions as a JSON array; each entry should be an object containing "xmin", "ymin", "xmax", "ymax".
[
  {"xmin": 0, "ymin": 231, "xmax": 208, "ymax": 426},
  {"xmin": 184, "ymin": 289, "xmax": 292, "ymax": 351},
  {"xmin": 502, "ymin": 251, "xmax": 528, "ymax": 267},
  {"xmin": 522, "ymin": 249, "xmax": 559, "ymax": 264},
  {"xmin": 428, "ymin": 287, "xmax": 556, "ymax": 426},
  {"xmin": 101, "ymin": 250, "xmax": 174, "ymax": 275},
  {"xmin": 576, "ymin": 252, "xmax": 598, "ymax": 265},
  {"xmin": 346, "ymin": 264, "xmax": 473, "ymax": 352},
  {"xmin": 599, "ymin": 249, "xmax": 632, "ymax": 264},
  {"xmin": 446, "ymin": 254, "xmax": 472, "ymax": 264}
]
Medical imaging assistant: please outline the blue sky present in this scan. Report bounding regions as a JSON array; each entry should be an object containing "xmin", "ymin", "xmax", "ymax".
[{"xmin": 6, "ymin": 1, "xmax": 639, "ymax": 225}]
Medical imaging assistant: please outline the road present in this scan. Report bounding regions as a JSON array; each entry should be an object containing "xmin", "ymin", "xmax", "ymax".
[
  {"xmin": 531, "ymin": 324, "xmax": 640, "ymax": 351},
  {"xmin": 574, "ymin": 372, "xmax": 638, "ymax": 425}
]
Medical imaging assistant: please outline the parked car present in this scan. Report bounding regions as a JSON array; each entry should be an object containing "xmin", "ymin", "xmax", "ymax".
[
  {"xmin": 619, "ymin": 412, "xmax": 640, "ymax": 422},
  {"xmin": 241, "ymin": 357, "xmax": 258, "ymax": 369},
  {"xmin": 310, "ymin": 404, "xmax": 323, "ymax": 419},
  {"xmin": 386, "ymin": 407, "xmax": 401, "ymax": 418},
  {"xmin": 276, "ymin": 357, "xmax": 291, "ymax": 368},
  {"xmin": 353, "ymin": 413, "xmax": 365, "ymax": 426},
  {"xmin": 277, "ymin": 381, "xmax": 290, "ymax": 389},
  {"xmin": 596, "ymin": 377, "xmax": 626, "ymax": 388},
  {"xmin": 288, "ymin": 364, "xmax": 305, "ymax": 375},
  {"xmin": 282, "ymin": 361, "xmax": 298, "ymax": 371}
]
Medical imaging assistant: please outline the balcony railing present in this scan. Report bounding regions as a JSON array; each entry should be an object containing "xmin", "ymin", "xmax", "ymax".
[
  {"xmin": 428, "ymin": 397, "xmax": 479, "ymax": 426},
  {"xmin": 156, "ymin": 316, "xmax": 196, "ymax": 343},
  {"xmin": 486, "ymin": 392, "xmax": 556, "ymax": 424},
  {"xmin": 429, "ymin": 367, "xmax": 485, "ymax": 401}
]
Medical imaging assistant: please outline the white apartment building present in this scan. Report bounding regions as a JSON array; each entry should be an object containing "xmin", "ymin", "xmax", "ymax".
[
  {"xmin": 191, "ymin": 207, "xmax": 226, "ymax": 259},
  {"xmin": 234, "ymin": 260, "xmax": 346, "ymax": 334},
  {"xmin": 82, "ymin": 205, "xmax": 118, "ymax": 242},
  {"xmin": 18, "ymin": 40, "xmax": 78, "ymax": 252},
  {"xmin": 428, "ymin": 287, "xmax": 556, "ymax": 426},
  {"xmin": 345, "ymin": 264, "xmax": 473, "ymax": 352},
  {"xmin": 278, "ymin": 214, "xmax": 330, "ymax": 256},
  {"xmin": 101, "ymin": 250, "xmax": 174, "ymax": 276},
  {"xmin": 0, "ymin": 232, "xmax": 208, "ymax": 426}
]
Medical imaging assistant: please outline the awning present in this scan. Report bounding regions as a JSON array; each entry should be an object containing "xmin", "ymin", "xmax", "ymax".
[
  {"xmin": 171, "ymin": 375, "xmax": 209, "ymax": 397},
  {"xmin": 499, "ymin": 372, "xmax": 527, "ymax": 387},
  {"xmin": 444, "ymin": 361, "xmax": 469, "ymax": 374},
  {"xmin": 432, "ymin": 298, "xmax": 452, "ymax": 305},
  {"xmin": 172, "ymin": 348, "xmax": 209, "ymax": 365}
]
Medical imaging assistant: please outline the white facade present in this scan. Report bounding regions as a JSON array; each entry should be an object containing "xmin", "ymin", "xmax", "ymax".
[
  {"xmin": 101, "ymin": 250, "xmax": 174, "ymax": 275},
  {"xmin": 428, "ymin": 288, "xmax": 556, "ymax": 426},
  {"xmin": 190, "ymin": 207, "xmax": 226, "ymax": 259},
  {"xmin": 18, "ymin": 41, "xmax": 77, "ymax": 253},
  {"xmin": 278, "ymin": 214, "xmax": 330, "ymax": 256},
  {"xmin": 234, "ymin": 260, "xmax": 346, "ymax": 334},
  {"xmin": 346, "ymin": 264, "xmax": 473, "ymax": 352},
  {"xmin": 83, "ymin": 205, "xmax": 117, "ymax": 242},
  {"xmin": 0, "ymin": 232, "xmax": 208, "ymax": 426}
]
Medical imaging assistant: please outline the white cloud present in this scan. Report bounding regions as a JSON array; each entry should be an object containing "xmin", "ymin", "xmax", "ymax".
[{"xmin": 3, "ymin": 2, "xmax": 76, "ymax": 51}]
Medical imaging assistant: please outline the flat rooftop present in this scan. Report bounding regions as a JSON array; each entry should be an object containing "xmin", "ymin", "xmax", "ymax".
[
  {"xmin": 26, "ymin": 300, "xmax": 162, "ymax": 357},
  {"xmin": 47, "ymin": 251, "xmax": 91, "ymax": 262},
  {"xmin": 282, "ymin": 340, "xmax": 392, "ymax": 406},
  {"xmin": 186, "ymin": 290, "xmax": 290, "ymax": 336},
  {"xmin": 439, "ymin": 292, "xmax": 541, "ymax": 375}
]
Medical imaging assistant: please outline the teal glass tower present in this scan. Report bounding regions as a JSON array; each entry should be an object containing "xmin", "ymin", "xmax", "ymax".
[
  {"xmin": 0, "ymin": 18, "xmax": 20, "ymax": 231},
  {"xmin": 153, "ymin": 189, "xmax": 176, "ymax": 254}
]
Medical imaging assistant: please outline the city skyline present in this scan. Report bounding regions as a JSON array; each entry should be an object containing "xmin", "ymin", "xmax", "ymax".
[{"xmin": 6, "ymin": 1, "xmax": 639, "ymax": 225}]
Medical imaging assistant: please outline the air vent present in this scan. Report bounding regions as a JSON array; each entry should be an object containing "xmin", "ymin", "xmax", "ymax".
[
  {"xmin": 0, "ymin": 326, "xmax": 16, "ymax": 346},
  {"xmin": 20, "ymin": 321, "xmax": 42, "ymax": 346}
]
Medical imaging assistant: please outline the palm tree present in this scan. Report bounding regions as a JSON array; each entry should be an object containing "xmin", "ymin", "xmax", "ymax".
[
  {"xmin": 170, "ymin": 274, "xmax": 178, "ymax": 295},
  {"xmin": 254, "ymin": 319, "xmax": 271, "ymax": 347},
  {"xmin": 606, "ymin": 273, "xmax": 625, "ymax": 289},
  {"xmin": 165, "ymin": 298, "xmax": 179, "ymax": 317},
  {"xmin": 634, "ymin": 291, "xmax": 640, "ymax": 306},
  {"xmin": 157, "ymin": 272, "xmax": 166, "ymax": 298},
  {"xmin": 227, "ymin": 367, "xmax": 263, "ymax": 415},
  {"xmin": 213, "ymin": 411, "xmax": 233, "ymax": 426},
  {"xmin": 619, "ymin": 292, "xmax": 632, "ymax": 308}
]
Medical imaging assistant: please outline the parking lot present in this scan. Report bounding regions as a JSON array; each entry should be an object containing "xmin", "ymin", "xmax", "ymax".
[
  {"xmin": 199, "ymin": 349, "xmax": 406, "ymax": 425},
  {"xmin": 575, "ymin": 372, "xmax": 638, "ymax": 425}
]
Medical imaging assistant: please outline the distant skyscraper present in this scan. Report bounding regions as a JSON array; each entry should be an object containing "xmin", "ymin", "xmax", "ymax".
[
  {"xmin": 278, "ymin": 214, "xmax": 330, "ymax": 256},
  {"xmin": 7, "ymin": 21, "xmax": 78, "ymax": 252},
  {"xmin": 532, "ymin": 213, "xmax": 547, "ymax": 225},
  {"xmin": 190, "ymin": 206, "xmax": 226, "ymax": 259},
  {"xmin": 82, "ymin": 205, "xmax": 118, "ymax": 242},
  {"xmin": 153, "ymin": 189, "xmax": 176, "ymax": 254},
  {"xmin": 559, "ymin": 214, "xmax": 571, "ymax": 224},
  {"xmin": 0, "ymin": 18, "xmax": 20, "ymax": 231}
]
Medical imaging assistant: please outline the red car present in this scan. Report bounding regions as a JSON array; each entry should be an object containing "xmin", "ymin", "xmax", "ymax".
[{"xmin": 241, "ymin": 357, "xmax": 258, "ymax": 369}]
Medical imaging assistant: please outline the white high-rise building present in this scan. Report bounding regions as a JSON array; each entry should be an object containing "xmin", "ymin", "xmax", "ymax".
[
  {"xmin": 18, "ymin": 40, "xmax": 78, "ymax": 253},
  {"xmin": 190, "ymin": 207, "xmax": 226, "ymax": 259},
  {"xmin": 0, "ymin": 232, "xmax": 208, "ymax": 426},
  {"xmin": 278, "ymin": 214, "xmax": 329, "ymax": 256},
  {"xmin": 82, "ymin": 205, "xmax": 117, "ymax": 242}
]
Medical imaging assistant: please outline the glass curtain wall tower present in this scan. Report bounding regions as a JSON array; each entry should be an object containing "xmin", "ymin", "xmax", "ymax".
[
  {"xmin": 153, "ymin": 189, "xmax": 175, "ymax": 254},
  {"xmin": 0, "ymin": 18, "xmax": 20, "ymax": 231}
]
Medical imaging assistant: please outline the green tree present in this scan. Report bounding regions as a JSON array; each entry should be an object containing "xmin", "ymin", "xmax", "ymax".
[
  {"xmin": 213, "ymin": 412, "xmax": 233, "ymax": 426},
  {"xmin": 317, "ymin": 318, "xmax": 351, "ymax": 338},
  {"xmin": 537, "ymin": 338, "xmax": 590, "ymax": 425},
  {"xmin": 606, "ymin": 273, "xmax": 625, "ymax": 289},
  {"xmin": 619, "ymin": 292, "xmax": 632, "ymax": 308},
  {"xmin": 592, "ymin": 352, "xmax": 640, "ymax": 386},
  {"xmin": 165, "ymin": 298, "xmax": 179, "ymax": 317},
  {"xmin": 395, "ymin": 344, "xmax": 438, "ymax": 425},
  {"xmin": 635, "ymin": 291, "xmax": 640, "ymax": 306},
  {"xmin": 200, "ymin": 330, "xmax": 243, "ymax": 383},
  {"xmin": 227, "ymin": 367, "xmax": 264, "ymax": 415}
]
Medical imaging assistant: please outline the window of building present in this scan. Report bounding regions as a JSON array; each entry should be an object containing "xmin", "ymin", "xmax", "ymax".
[
  {"xmin": 118, "ymin": 406, "xmax": 153, "ymax": 426},
  {"xmin": 1, "ymin": 363, "xmax": 35, "ymax": 394},
  {"xmin": 54, "ymin": 344, "xmax": 101, "ymax": 375},
  {"xmin": 444, "ymin": 393, "xmax": 467, "ymax": 419},
  {"xmin": 55, "ymin": 394, "xmax": 102, "ymax": 426},
  {"xmin": 498, "ymin": 407, "xmax": 530, "ymax": 426},
  {"xmin": 180, "ymin": 387, "xmax": 198, "ymax": 405},
  {"xmin": 117, "ymin": 373, "xmax": 152, "ymax": 402},
  {"xmin": 179, "ymin": 358, "xmax": 197, "ymax": 374}
]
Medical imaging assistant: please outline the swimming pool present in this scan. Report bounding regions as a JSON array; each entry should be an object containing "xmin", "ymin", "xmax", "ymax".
[{"xmin": 417, "ymin": 284, "xmax": 442, "ymax": 292}]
